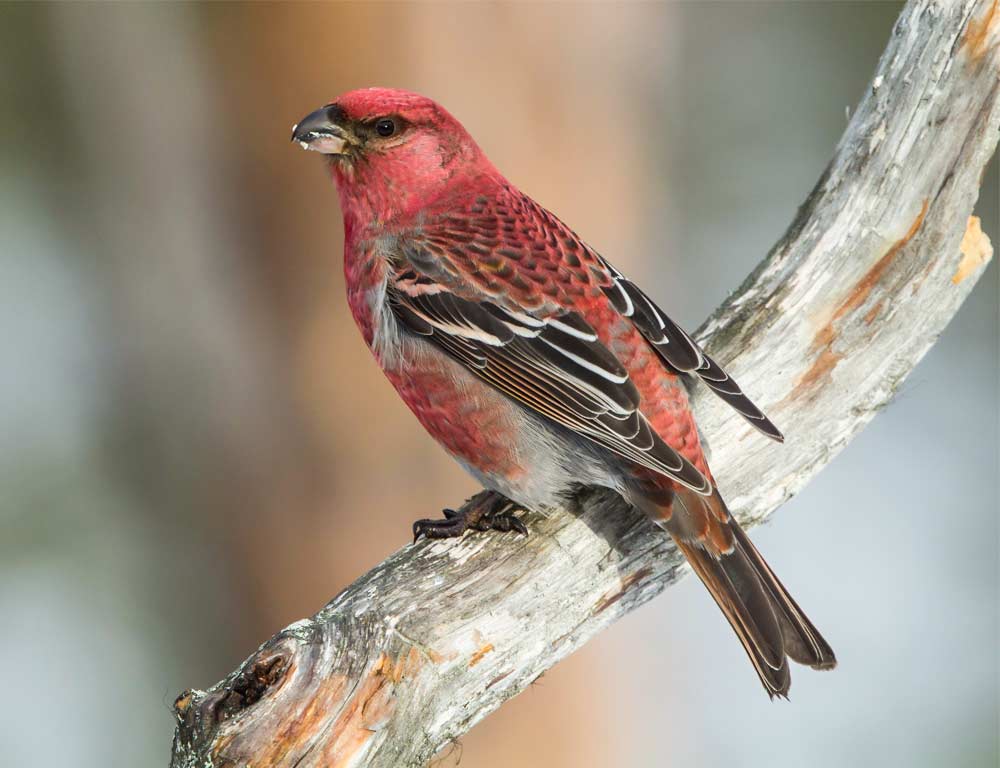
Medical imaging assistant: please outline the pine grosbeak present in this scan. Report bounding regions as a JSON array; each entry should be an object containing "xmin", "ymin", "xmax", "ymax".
[{"xmin": 292, "ymin": 88, "xmax": 835, "ymax": 696}]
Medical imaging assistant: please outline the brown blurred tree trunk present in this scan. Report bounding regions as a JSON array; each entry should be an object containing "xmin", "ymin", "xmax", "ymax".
[{"xmin": 48, "ymin": 3, "xmax": 326, "ymax": 655}]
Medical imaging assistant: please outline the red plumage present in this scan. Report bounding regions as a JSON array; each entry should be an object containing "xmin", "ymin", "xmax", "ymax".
[{"xmin": 293, "ymin": 87, "xmax": 835, "ymax": 697}]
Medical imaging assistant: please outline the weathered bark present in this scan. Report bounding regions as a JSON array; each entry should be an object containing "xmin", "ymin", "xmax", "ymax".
[{"xmin": 170, "ymin": 1, "xmax": 999, "ymax": 766}]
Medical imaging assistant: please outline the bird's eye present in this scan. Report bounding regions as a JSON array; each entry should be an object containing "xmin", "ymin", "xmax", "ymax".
[{"xmin": 375, "ymin": 118, "xmax": 396, "ymax": 137}]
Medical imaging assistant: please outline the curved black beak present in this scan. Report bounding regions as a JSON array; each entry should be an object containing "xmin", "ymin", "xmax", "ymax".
[{"xmin": 291, "ymin": 104, "xmax": 350, "ymax": 154}]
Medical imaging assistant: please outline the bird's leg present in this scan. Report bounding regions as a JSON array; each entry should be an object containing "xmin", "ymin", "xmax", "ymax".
[{"xmin": 412, "ymin": 489, "xmax": 528, "ymax": 542}]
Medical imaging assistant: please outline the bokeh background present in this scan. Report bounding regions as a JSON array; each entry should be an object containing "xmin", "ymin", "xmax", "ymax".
[{"xmin": 2, "ymin": 2, "xmax": 997, "ymax": 766}]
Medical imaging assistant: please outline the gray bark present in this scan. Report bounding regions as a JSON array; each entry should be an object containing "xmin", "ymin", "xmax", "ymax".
[{"xmin": 170, "ymin": 1, "xmax": 999, "ymax": 766}]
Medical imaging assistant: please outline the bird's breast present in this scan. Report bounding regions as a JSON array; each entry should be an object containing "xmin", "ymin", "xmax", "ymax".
[{"xmin": 343, "ymin": 238, "xmax": 406, "ymax": 369}]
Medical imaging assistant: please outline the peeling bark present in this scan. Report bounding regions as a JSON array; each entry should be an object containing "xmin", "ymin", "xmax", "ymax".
[{"xmin": 170, "ymin": 2, "xmax": 999, "ymax": 766}]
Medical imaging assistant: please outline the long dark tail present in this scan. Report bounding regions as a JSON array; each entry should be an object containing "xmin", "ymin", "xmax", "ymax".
[
  {"xmin": 666, "ymin": 491, "xmax": 836, "ymax": 698},
  {"xmin": 727, "ymin": 520, "xmax": 837, "ymax": 672}
]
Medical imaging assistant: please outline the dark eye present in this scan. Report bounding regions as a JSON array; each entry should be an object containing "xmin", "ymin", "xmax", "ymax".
[{"xmin": 375, "ymin": 118, "xmax": 396, "ymax": 137}]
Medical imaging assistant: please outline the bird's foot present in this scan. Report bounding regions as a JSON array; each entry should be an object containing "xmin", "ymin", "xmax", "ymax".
[{"xmin": 412, "ymin": 490, "xmax": 528, "ymax": 542}]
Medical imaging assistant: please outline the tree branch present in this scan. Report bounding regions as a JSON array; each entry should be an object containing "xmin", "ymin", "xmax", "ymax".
[{"xmin": 170, "ymin": 2, "xmax": 999, "ymax": 765}]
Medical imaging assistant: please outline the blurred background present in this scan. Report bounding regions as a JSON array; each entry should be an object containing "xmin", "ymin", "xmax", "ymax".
[{"xmin": 1, "ymin": 2, "xmax": 996, "ymax": 766}]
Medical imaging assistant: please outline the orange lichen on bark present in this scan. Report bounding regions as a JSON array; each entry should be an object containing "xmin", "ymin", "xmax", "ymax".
[
  {"xmin": 962, "ymin": 0, "xmax": 999, "ymax": 62},
  {"xmin": 952, "ymin": 215, "xmax": 993, "ymax": 283},
  {"xmin": 469, "ymin": 643, "xmax": 495, "ymax": 667},
  {"xmin": 425, "ymin": 647, "xmax": 447, "ymax": 664},
  {"xmin": 593, "ymin": 566, "xmax": 653, "ymax": 615},
  {"xmin": 212, "ymin": 673, "xmax": 350, "ymax": 767},
  {"xmin": 789, "ymin": 200, "xmax": 929, "ymax": 400},
  {"xmin": 210, "ymin": 648, "xmax": 425, "ymax": 768},
  {"xmin": 863, "ymin": 300, "xmax": 884, "ymax": 325},
  {"xmin": 319, "ymin": 649, "xmax": 425, "ymax": 765},
  {"xmin": 794, "ymin": 349, "xmax": 844, "ymax": 397},
  {"xmin": 320, "ymin": 668, "xmax": 393, "ymax": 765},
  {"xmin": 831, "ymin": 200, "xmax": 928, "ymax": 328},
  {"xmin": 369, "ymin": 647, "xmax": 423, "ymax": 687},
  {"xmin": 397, "ymin": 646, "xmax": 424, "ymax": 680}
]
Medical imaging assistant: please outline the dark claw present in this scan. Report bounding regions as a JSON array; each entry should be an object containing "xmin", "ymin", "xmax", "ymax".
[
  {"xmin": 411, "ymin": 491, "xmax": 529, "ymax": 543},
  {"xmin": 477, "ymin": 510, "xmax": 528, "ymax": 535},
  {"xmin": 412, "ymin": 517, "xmax": 468, "ymax": 543},
  {"xmin": 507, "ymin": 515, "xmax": 529, "ymax": 535}
]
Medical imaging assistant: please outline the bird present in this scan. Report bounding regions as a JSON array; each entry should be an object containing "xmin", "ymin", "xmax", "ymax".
[{"xmin": 292, "ymin": 87, "xmax": 836, "ymax": 697}]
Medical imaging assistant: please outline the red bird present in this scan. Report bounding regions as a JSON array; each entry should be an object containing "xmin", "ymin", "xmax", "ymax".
[{"xmin": 292, "ymin": 88, "xmax": 835, "ymax": 696}]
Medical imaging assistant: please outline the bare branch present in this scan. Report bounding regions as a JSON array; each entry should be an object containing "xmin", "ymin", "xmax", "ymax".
[{"xmin": 170, "ymin": 2, "xmax": 999, "ymax": 766}]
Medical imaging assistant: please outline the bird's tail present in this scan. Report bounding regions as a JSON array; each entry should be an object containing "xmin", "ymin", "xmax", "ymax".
[{"xmin": 658, "ymin": 489, "xmax": 836, "ymax": 697}]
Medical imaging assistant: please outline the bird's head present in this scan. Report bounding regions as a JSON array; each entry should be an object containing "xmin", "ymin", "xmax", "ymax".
[{"xmin": 292, "ymin": 88, "xmax": 494, "ymax": 229}]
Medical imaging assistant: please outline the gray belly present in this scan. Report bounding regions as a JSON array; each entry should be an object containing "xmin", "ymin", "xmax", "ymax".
[
  {"xmin": 432, "ymin": 348, "xmax": 621, "ymax": 511},
  {"xmin": 451, "ymin": 409, "xmax": 627, "ymax": 513}
]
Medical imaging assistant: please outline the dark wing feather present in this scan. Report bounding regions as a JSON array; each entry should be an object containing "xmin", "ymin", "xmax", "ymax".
[
  {"xmin": 599, "ymin": 258, "xmax": 784, "ymax": 442},
  {"xmin": 390, "ymin": 276, "xmax": 711, "ymax": 494}
]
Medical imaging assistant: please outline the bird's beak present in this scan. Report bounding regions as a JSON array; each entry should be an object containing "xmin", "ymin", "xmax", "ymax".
[{"xmin": 291, "ymin": 105, "xmax": 351, "ymax": 155}]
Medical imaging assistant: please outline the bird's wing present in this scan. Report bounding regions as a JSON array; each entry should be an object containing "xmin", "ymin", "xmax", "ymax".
[
  {"xmin": 389, "ymin": 265, "xmax": 711, "ymax": 494},
  {"xmin": 596, "ymin": 257, "xmax": 783, "ymax": 442},
  {"xmin": 401, "ymin": 188, "xmax": 781, "ymax": 441}
]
